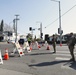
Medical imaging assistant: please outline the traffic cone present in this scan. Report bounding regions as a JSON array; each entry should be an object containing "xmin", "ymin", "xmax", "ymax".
[
  {"xmin": 60, "ymin": 43, "xmax": 62, "ymax": 46},
  {"xmin": 30, "ymin": 46, "xmax": 32, "ymax": 51},
  {"xmin": 4, "ymin": 48, "xmax": 9, "ymax": 60},
  {"xmin": 46, "ymin": 45, "xmax": 50, "ymax": 50},
  {"xmin": 42, "ymin": 43, "xmax": 44, "ymax": 46},
  {"xmin": 38, "ymin": 44, "xmax": 41, "ymax": 48},
  {"xmin": 30, "ymin": 43, "xmax": 33, "ymax": 51}
]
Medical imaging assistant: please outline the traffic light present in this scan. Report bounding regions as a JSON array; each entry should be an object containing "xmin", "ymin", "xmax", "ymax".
[
  {"xmin": 29, "ymin": 27, "xmax": 32, "ymax": 31},
  {"xmin": 41, "ymin": 33, "xmax": 43, "ymax": 39},
  {"xmin": 58, "ymin": 28, "xmax": 60, "ymax": 34},
  {"xmin": 45, "ymin": 34, "xmax": 49, "ymax": 41},
  {"xmin": 61, "ymin": 30, "xmax": 63, "ymax": 34},
  {"xmin": 58, "ymin": 28, "xmax": 63, "ymax": 34}
]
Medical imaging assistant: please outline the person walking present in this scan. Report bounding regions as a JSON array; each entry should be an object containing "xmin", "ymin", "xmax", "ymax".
[
  {"xmin": 52, "ymin": 34, "xmax": 56, "ymax": 53},
  {"xmin": 67, "ymin": 32, "xmax": 76, "ymax": 62}
]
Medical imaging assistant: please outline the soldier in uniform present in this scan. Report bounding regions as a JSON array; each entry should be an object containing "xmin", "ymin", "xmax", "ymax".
[
  {"xmin": 67, "ymin": 32, "xmax": 76, "ymax": 62},
  {"xmin": 52, "ymin": 34, "xmax": 56, "ymax": 53}
]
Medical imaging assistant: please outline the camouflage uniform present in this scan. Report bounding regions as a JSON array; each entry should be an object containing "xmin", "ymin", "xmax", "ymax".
[
  {"xmin": 67, "ymin": 33, "xmax": 76, "ymax": 61},
  {"xmin": 52, "ymin": 35, "xmax": 56, "ymax": 53}
]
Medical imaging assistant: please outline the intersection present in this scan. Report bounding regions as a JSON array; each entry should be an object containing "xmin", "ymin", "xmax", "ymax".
[{"xmin": 0, "ymin": 43, "xmax": 76, "ymax": 75}]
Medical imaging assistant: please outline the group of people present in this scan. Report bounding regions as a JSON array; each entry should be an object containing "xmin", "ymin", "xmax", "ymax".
[
  {"xmin": 51, "ymin": 32, "xmax": 76, "ymax": 62},
  {"xmin": 18, "ymin": 33, "xmax": 76, "ymax": 62}
]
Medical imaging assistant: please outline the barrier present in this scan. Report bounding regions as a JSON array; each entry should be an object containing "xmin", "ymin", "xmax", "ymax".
[
  {"xmin": 15, "ymin": 43, "xmax": 24, "ymax": 57},
  {"xmin": 27, "ymin": 46, "xmax": 31, "ymax": 52},
  {"xmin": 0, "ymin": 50, "xmax": 3, "ymax": 64},
  {"xmin": 10, "ymin": 43, "xmax": 24, "ymax": 57}
]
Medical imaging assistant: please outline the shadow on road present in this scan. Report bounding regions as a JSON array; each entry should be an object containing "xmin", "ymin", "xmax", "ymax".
[
  {"xmin": 29, "ymin": 60, "xmax": 76, "ymax": 70},
  {"xmin": 64, "ymin": 61, "xmax": 76, "ymax": 70},
  {"xmin": 29, "ymin": 60, "xmax": 68, "ymax": 67}
]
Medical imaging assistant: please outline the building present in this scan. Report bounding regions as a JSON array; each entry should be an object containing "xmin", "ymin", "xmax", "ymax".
[{"xmin": 3, "ymin": 31, "xmax": 20, "ymax": 41}]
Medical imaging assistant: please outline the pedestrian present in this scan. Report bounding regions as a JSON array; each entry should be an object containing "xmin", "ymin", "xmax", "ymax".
[
  {"xmin": 27, "ymin": 37, "xmax": 31, "ymax": 46},
  {"xmin": 67, "ymin": 32, "xmax": 76, "ymax": 62},
  {"xmin": 52, "ymin": 34, "xmax": 56, "ymax": 53}
]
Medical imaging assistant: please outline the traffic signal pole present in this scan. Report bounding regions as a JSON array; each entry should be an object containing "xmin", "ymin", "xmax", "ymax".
[
  {"xmin": 40, "ymin": 23, "xmax": 43, "ymax": 40},
  {"xmin": 15, "ymin": 15, "xmax": 19, "ymax": 42},
  {"xmin": 51, "ymin": 0, "xmax": 62, "ymax": 46},
  {"xmin": 59, "ymin": 1, "xmax": 62, "ymax": 45}
]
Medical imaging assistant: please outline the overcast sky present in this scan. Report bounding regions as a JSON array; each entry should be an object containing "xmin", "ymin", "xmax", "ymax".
[{"xmin": 0, "ymin": 0, "xmax": 76, "ymax": 38}]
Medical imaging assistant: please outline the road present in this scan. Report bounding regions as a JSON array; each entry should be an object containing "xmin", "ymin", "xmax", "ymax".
[{"xmin": 0, "ymin": 42, "xmax": 76, "ymax": 75}]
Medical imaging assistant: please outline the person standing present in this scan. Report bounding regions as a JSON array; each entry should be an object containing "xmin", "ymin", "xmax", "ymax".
[
  {"xmin": 67, "ymin": 32, "xmax": 76, "ymax": 62},
  {"xmin": 52, "ymin": 34, "xmax": 56, "ymax": 53},
  {"xmin": 27, "ymin": 37, "xmax": 31, "ymax": 46}
]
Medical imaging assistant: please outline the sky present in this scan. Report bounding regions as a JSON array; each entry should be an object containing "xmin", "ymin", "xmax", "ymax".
[{"xmin": 0, "ymin": 0, "xmax": 76, "ymax": 38}]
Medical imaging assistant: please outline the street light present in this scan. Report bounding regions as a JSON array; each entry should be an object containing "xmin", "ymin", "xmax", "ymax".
[
  {"xmin": 51, "ymin": 0, "xmax": 62, "ymax": 45},
  {"xmin": 15, "ymin": 15, "xmax": 19, "ymax": 42}
]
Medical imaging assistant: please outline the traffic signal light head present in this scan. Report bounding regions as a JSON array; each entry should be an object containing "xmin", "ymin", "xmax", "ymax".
[{"xmin": 29, "ymin": 27, "xmax": 32, "ymax": 31}]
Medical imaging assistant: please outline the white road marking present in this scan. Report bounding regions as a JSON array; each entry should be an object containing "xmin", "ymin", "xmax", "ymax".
[{"xmin": 55, "ymin": 57, "xmax": 70, "ymax": 60}]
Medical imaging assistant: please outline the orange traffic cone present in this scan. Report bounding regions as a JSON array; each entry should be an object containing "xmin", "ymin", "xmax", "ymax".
[
  {"xmin": 30, "ymin": 46, "xmax": 32, "ymax": 51},
  {"xmin": 4, "ymin": 48, "xmax": 9, "ymax": 60},
  {"xmin": 42, "ymin": 43, "xmax": 44, "ymax": 46},
  {"xmin": 46, "ymin": 45, "xmax": 50, "ymax": 50},
  {"xmin": 38, "ymin": 45, "xmax": 41, "ymax": 48},
  {"xmin": 60, "ymin": 43, "xmax": 62, "ymax": 46}
]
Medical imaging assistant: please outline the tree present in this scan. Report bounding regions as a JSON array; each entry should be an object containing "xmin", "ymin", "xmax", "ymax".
[
  {"xmin": 3, "ymin": 23, "xmax": 13, "ymax": 31},
  {"xmin": 0, "ymin": 20, "xmax": 4, "ymax": 32}
]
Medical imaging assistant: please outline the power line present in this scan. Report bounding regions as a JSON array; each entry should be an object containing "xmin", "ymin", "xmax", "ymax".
[{"xmin": 44, "ymin": 4, "xmax": 76, "ymax": 28}]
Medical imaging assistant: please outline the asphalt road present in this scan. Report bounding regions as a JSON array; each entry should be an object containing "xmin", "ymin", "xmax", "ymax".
[{"xmin": 0, "ymin": 42, "xmax": 76, "ymax": 75}]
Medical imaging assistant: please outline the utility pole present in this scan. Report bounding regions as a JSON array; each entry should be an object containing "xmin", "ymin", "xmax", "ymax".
[
  {"xmin": 58, "ymin": 1, "xmax": 62, "ymax": 45},
  {"xmin": 15, "ymin": 15, "xmax": 19, "ymax": 42},
  {"xmin": 13, "ymin": 19, "xmax": 15, "ymax": 33},
  {"xmin": 36, "ymin": 22, "xmax": 43, "ymax": 40},
  {"xmin": 51, "ymin": 0, "xmax": 62, "ymax": 45}
]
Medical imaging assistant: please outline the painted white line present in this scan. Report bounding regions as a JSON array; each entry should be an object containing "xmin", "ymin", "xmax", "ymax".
[
  {"xmin": 55, "ymin": 57, "xmax": 70, "ymax": 60},
  {"xmin": 56, "ymin": 51, "xmax": 70, "ymax": 53},
  {"xmin": 56, "ymin": 51, "xmax": 76, "ymax": 53},
  {"xmin": 54, "ymin": 53, "xmax": 76, "ymax": 56},
  {"xmin": 54, "ymin": 54, "xmax": 71, "ymax": 56}
]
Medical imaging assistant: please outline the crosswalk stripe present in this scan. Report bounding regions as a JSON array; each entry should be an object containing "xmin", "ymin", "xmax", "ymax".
[
  {"xmin": 56, "ymin": 51, "xmax": 76, "ymax": 53},
  {"xmin": 54, "ymin": 53, "xmax": 71, "ymax": 56},
  {"xmin": 55, "ymin": 57, "xmax": 70, "ymax": 60},
  {"xmin": 56, "ymin": 51, "xmax": 70, "ymax": 53},
  {"xmin": 54, "ymin": 53, "xmax": 76, "ymax": 56}
]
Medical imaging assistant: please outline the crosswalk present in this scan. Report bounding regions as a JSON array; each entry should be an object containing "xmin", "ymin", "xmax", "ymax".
[
  {"xmin": 52, "ymin": 46, "xmax": 76, "ymax": 61},
  {"xmin": 52, "ymin": 46, "xmax": 76, "ymax": 69}
]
